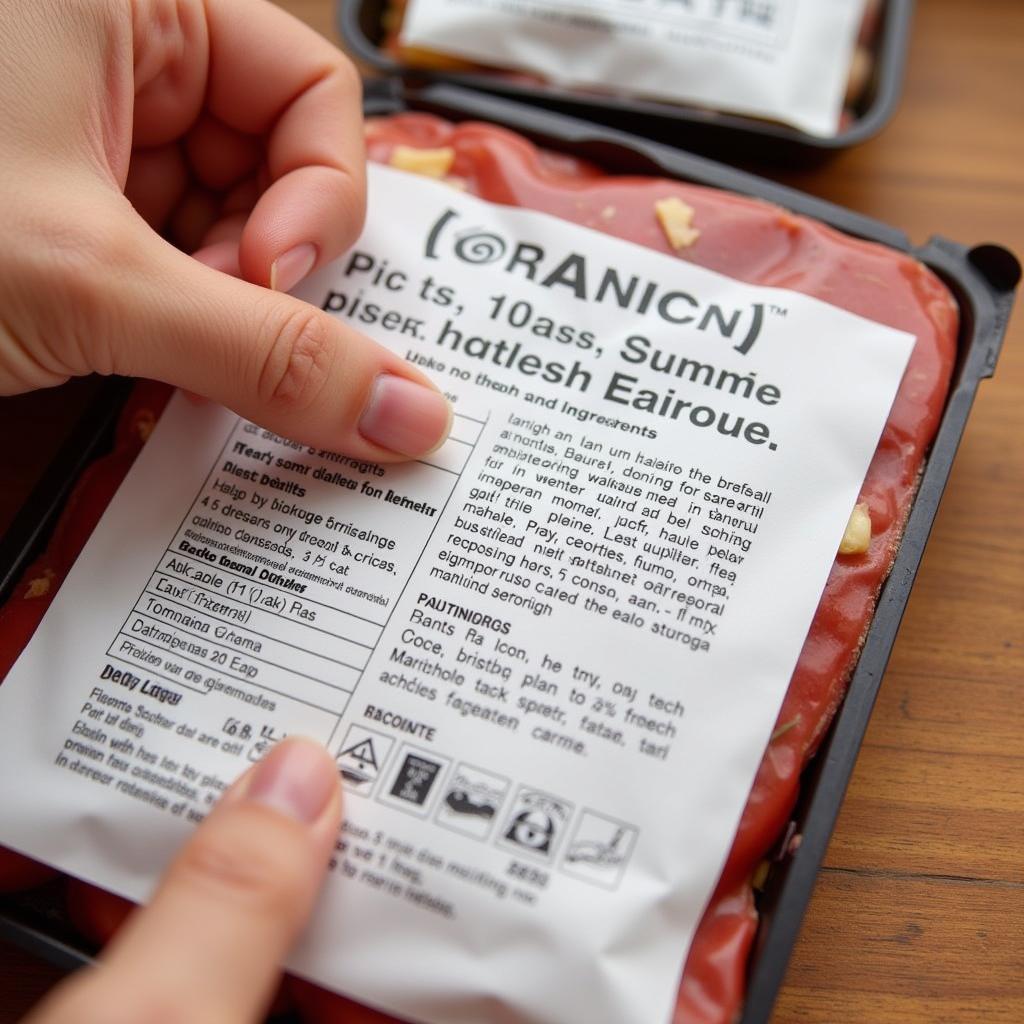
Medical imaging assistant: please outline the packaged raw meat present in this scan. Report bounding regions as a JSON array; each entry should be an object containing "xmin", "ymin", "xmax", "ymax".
[{"xmin": 0, "ymin": 113, "xmax": 963, "ymax": 1024}]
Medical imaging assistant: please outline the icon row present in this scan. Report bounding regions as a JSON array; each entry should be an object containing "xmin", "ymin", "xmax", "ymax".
[{"xmin": 336, "ymin": 723, "xmax": 638, "ymax": 889}]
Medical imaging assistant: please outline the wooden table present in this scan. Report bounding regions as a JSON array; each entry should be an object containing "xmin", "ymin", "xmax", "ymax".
[{"xmin": 1, "ymin": 0, "xmax": 1021, "ymax": 1020}]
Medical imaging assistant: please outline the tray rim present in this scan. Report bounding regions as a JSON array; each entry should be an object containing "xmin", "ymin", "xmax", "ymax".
[{"xmin": 341, "ymin": 0, "xmax": 917, "ymax": 158}]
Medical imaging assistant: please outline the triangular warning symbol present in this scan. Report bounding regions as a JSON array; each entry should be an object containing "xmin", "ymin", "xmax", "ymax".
[{"xmin": 339, "ymin": 738, "xmax": 378, "ymax": 771}]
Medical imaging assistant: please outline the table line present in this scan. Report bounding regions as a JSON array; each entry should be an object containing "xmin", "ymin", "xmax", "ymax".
[
  {"xmin": 148, "ymin": 567, "xmax": 378, "ymax": 650},
  {"xmin": 325, "ymin": 409, "xmax": 492, "ymax": 749},
  {"xmin": 137, "ymin": 588, "xmax": 372, "ymax": 667},
  {"xmin": 104, "ymin": 646, "xmax": 354, "ymax": 718},
  {"xmin": 165, "ymin": 549, "xmax": 388, "ymax": 627},
  {"xmin": 408, "ymin": 459, "xmax": 463, "ymax": 478},
  {"xmin": 110, "ymin": 620, "xmax": 358, "ymax": 697},
  {"xmin": 449, "ymin": 411, "xmax": 486, "ymax": 427}
]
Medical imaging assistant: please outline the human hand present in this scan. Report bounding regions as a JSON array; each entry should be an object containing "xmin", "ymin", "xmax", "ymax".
[
  {"xmin": 23, "ymin": 737, "xmax": 342, "ymax": 1024},
  {"xmin": 0, "ymin": 0, "xmax": 451, "ymax": 459}
]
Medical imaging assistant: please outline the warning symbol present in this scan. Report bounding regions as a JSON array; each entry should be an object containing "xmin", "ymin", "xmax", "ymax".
[
  {"xmin": 497, "ymin": 787, "xmax": 573, "ymax": 862},
  {"xmin": 342, "ymin": 739, "xmax": 377, "ymax": 776},
  {"xmin": 560, "ymin": 809, "xmax": 638, "ymax": 889},
  {"xmin": 336, "ymin": 725, "xmax": 394, "ymax": 797}
]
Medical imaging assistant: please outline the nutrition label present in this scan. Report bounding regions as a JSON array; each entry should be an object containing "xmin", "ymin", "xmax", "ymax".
[
  {"xmin": 0, "ymin": 164, "xmax": 913, "ymax": 1024},
  {"xmin": 107, "ymin": 412, "xmax": 483, "ymax": 744}
]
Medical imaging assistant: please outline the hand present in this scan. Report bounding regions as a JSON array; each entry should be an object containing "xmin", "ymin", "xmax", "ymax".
[
  {"xmin": 24, "ymin": 738, "xmax": 342, "ymax": 1024},
  {"xmin": 0, "ymin": 0, "xmax": 451, "ymax": 459}
]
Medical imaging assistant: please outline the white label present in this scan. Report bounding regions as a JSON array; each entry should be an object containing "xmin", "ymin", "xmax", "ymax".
[
  {"xmin": 0, "ymin": 164, "xmax": 912, "ymax": 1024},
  {"xmin": 402, "ymin": 0, "xmax": 866, "ymax": 136}
]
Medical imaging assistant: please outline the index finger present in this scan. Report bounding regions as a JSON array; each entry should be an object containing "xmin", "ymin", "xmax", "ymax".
[{"xmin": 203, "ymin": 0, "xmax": 366, "ymax": 287}]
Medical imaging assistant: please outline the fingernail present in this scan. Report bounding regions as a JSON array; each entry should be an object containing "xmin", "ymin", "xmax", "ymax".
[
  {"xmin": 359, "ymin": 375, "xmax": 453, "ymax": 457},
  {"xmin": 270, "ymin": 243, "xmax": 317, "ymax": 293},
  {"xmin": 245, "ymin": 738, "xmax": 337, "ymax": 824}
]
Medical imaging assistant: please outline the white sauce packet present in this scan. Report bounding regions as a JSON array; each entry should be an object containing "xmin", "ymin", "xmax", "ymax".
[{"xmin": 401, "ymin": 0, "xmax": 867, "ymax": 136}]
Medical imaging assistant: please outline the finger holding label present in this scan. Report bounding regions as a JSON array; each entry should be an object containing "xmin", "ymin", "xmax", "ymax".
[
  {"xmin": 197, "ymin": 0, "xmax": 368, "ymax": 291},
  {"xmin": 24, "ymin": 738, "xmax": 342, "ymax": 1024}
]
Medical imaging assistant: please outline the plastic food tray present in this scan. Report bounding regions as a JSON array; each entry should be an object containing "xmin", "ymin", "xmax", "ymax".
[
  {"xmin": 0, "ymin": 85, "xmax": 1018, "ymax": 1024},
  {"xmin": 340, "ymin": 0, "xmax": 916, "ymax": 162}
]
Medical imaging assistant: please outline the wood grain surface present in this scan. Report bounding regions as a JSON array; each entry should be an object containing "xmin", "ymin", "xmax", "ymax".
[
  {"xmin": 768, "ymin": 3, "xmax": 1024, "ymax": 1020},
  {"xmin": 1, "ymin": 0, "xmax": 1021, "ymax": 1021}
]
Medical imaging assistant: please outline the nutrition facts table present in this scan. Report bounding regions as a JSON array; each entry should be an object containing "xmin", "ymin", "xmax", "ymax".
[{"xmin": 104, "ymin": 410, "xmax": 485, "ymax": 746}]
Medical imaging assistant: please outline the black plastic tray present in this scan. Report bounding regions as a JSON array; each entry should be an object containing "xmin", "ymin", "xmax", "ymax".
[
  {"xmin": 342, "ymin": 0, "xmax": 915, "ymax": 162},
  {"xmin": 1, "ymin": 86, "xmax": 1019, "ymax": 1024}
]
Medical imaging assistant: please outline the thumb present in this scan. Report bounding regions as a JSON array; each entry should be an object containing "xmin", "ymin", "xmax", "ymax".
[
  {"xmin": 79, "ymin": 209, "xmax": 452, "ymax": 461},
  {"xmin": 27, "ymin": 738, "xmax": 342, "ymax": 1024}
]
